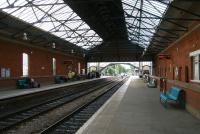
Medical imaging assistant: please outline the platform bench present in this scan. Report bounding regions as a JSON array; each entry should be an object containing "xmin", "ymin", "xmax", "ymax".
[
  {"xmin": 147, "ymin": 78, "xmax": 157, "ymax": 88},
  {"xmin": 160, "ymin": 86, "xmax": 185, "ymax": 108},
  {"xmin": 16, "ymin": 79, "xmax": 30, "ymax": 89},
  {"xmin": 54, "ymin": 76, "xmax": 68, "ymax": 84},
  {"xmin": 16, "ymin": 77, "xmax": 40, "ymax": 89}
]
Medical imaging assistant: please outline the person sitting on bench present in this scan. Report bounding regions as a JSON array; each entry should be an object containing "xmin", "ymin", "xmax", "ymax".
[
  {"xmin": 30, "ymin": 78, "xmax": 40, "ymax": 88},
  {"xmin": 16, "ymin": 77, "xmax": 40, "ymax": 89}
]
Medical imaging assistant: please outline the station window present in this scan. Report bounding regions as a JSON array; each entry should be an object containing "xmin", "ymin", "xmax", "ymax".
[
  {"xmin": 52, "ymin": 58, "xmax": 56, "ymax": 76},
  {"xmin": 1, "ymin": 68, "xmax": 11, "ymax": 78},
  {"xmin": 78, "ymin": 62, "xmax": 81, "ymax": 74},
  {"xmin": 190, "ymin": 50, "xmax": 200, "ymax": 81},
  {"xmin": 22, "ymin": 53, "xmax": 29, "ymax": 76},
  {"xmin": 175, "ymin": 66, "xmax": 178, "ymax": 80},
  {"xmin": 192, "ymin": 55, "xmax": 200, "ymax": 80}
]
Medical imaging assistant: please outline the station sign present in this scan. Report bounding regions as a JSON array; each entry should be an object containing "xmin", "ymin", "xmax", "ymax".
[{"xmin": 158, "ymin": 54, "xmax": 171, "ymax": 60}]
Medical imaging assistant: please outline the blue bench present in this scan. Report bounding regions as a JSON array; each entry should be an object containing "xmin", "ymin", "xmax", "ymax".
[
  {"xmin": 147, "ymin": 78, "xmax": 157, "ymax": 88},
  {"xmin": 54, "ymin": 76, "xmax": 68, "ymax": 84},
  {"xmin": 16, "ymin": 77, "xmax": 40, "ymax": 89},
  {"xmin": 16, "ymin": 79, "xmax": 30, "ymax": 89},
  {"xmin": 160, "ymin": 86, "xmax": 185, "ymax": 108}
]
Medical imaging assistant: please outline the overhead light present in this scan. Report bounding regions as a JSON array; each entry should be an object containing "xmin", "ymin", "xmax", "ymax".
[
  {"xmin": 23, "ymin": 32, "xmax": 28, "ymax": 40},
  {"xmin": 52, "ymin": 42, "xmax": 56, "ymax": 49}
]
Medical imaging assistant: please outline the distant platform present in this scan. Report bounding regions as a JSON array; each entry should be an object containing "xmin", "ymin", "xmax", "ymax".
[
  {"xmin": 0, "ymin": 78, "xmax": 105, "ymax": 100},
  {"xmin": 76, "ymin": 76, "xmax": 200, "ymax": 134}
]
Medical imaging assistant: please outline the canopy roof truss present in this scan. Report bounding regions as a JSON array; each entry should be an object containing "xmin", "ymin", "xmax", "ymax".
[
  {"xmin": 122, "ymin": 0, "xmax": 170, "ymax": 48},
  {"xmin": 0, "ymin": 0, "xmax": 200, "ymax": 61},
  {"xmin": 0, "ymin": 0, "xmax": 103, "ymax": 49}
]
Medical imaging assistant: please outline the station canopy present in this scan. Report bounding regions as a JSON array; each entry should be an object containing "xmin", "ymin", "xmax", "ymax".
[
  {"xmin": 0, "ymin": 0, "xmax": 103, "ymax": 49},
  {"xmin": 122, "ymin": 0, "xmax": 169, "ymax": 48},
  {"xmin": 0, "ymin": 0, "xmax": 199, "ymax": 61}
]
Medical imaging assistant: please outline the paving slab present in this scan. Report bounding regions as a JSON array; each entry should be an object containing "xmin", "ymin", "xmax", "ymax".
[{"xmin": 77, "ymin": 76, "xmax": 200, "ymax": 134}]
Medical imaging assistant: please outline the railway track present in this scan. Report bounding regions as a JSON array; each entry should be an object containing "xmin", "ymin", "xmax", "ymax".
[
  {"xmin": 0, "ymin": 79, "xmax": 115, "ymax": 133},
  {"xmin": 0, "ymin": 78, "xmax": 109, "ymax": 119},
  {"xmin": 39, "ymin": 78, "xmax": 126, "ymax": 134}
]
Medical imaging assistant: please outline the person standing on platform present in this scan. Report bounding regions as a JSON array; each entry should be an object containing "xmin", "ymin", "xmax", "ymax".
[
  {"xmin": 71, "ymin": 71, "xmax": 75, "ymax": 78},
  {"xmin": 68, "ymin": 70, "xmax": 73, "ymax": 80}
]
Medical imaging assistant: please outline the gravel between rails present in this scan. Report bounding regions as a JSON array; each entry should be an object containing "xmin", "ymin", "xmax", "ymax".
[{"xmin": 2, "ymin": 80, "xmax": 120, "ymax": 134}]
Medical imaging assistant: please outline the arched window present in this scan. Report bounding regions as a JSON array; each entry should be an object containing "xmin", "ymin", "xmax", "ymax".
[
  {"xmin": 190, "ymin": 50, "xmax": 200, "ymax": 81},
  {"xmin": 78, "ymin": 62, "xmax": 81, "ymax": 74},
  {"xmin": 22, "ymin": 53, "xmax": 29, "ymax": 76},
  {"xmin": 52, "ymin": 58, "xmax": 56, "ymax": 76}
]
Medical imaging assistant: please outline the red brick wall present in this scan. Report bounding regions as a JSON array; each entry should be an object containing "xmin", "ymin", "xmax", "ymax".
[
  {"xmin": 187, "ymin": 89, "xmax": 200, "ymax": 110},
  {"xmin": 154, "ymin": 23, "xmax": 200, "ymax": 118},
  {"xmin": 155, "ymin": 24, "xmax": 200, "ymax": 81},
  {"xmin": 0, "ymin": 39, "xmax": 86, "ymax": 87}
]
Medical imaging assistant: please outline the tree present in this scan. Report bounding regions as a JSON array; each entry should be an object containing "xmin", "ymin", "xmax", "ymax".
[{"xmin": 102, "ymin": 64, "xmax": 128, "ymax": 76}]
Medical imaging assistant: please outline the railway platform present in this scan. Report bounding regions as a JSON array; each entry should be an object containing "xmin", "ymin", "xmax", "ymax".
[
  {"xmin": 77, "ymin": 76, "xmax": 200, "ymax": 134},
  {"xmin": 0, "ymin": 78, "xmax": 105, "ymax": 100}
]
